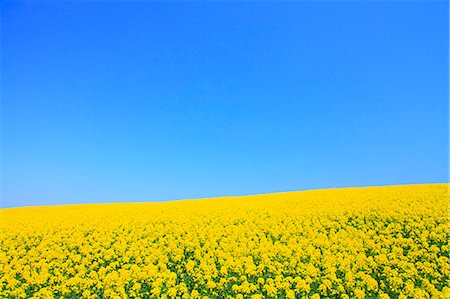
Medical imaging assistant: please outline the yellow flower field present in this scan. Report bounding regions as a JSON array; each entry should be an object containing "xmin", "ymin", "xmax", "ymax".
[{"xmin": 0, "ymin": 184, "xmax": 448, "ymax": 299}]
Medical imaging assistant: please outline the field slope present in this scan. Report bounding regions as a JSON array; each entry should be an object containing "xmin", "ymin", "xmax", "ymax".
[{"xmin": 0, "ymin": 184, "xmax": 449, "ymax": 299}]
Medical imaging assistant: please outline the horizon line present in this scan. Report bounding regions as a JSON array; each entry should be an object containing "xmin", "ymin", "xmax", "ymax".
[{"xmin": 1, "ymin": 181, "xmax": 448, "ymax": 210}]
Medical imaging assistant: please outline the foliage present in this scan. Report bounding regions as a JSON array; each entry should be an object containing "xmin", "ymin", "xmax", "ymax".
[{"xmin": 0, "ymin": 184, "xmax": 448, "ymax": 298}]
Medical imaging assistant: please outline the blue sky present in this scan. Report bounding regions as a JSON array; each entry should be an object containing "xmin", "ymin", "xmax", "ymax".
[{"xmin": 1, "ymin": 1, "xmax": 448, "ymax": 208}]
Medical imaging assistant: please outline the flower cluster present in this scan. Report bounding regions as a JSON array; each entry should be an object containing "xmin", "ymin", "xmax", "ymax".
[{"xmin": 0, "ymin": 184, "xmax": 448, "ymax": 298}]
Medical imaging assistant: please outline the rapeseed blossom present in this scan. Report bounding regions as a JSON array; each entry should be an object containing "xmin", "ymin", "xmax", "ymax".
[{"xmin": 0, "ymin": 184, "xmax": 448, "ymax": 298}]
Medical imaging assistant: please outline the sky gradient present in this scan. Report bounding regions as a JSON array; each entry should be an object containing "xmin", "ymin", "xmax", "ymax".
[{"xmin": 1, "ymin": 1, "xmax": 448, "ymax": 208}]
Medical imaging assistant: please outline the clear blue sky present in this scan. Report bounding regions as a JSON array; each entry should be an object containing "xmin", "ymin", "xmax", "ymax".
[{"xmin": 1, "ymin": 1, "xmax": 448, "ymax": 208}]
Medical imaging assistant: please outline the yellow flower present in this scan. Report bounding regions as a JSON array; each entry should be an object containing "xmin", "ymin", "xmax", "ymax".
[
  {"xmin": 354, "ymin": 289, "xmax": 365, "ymax": 299},
  {"xmin": 0, "ymin": 184, "xmax": 447, "ymax": 299},
  {"xmin": 286, "ymin": 289, "xmax": 295, "ymax": 299}
]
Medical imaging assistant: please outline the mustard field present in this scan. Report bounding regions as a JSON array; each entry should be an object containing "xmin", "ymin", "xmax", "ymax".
[{"xmin": 0, "ymin": 184, "xmax": 448, "ymax": 299}]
